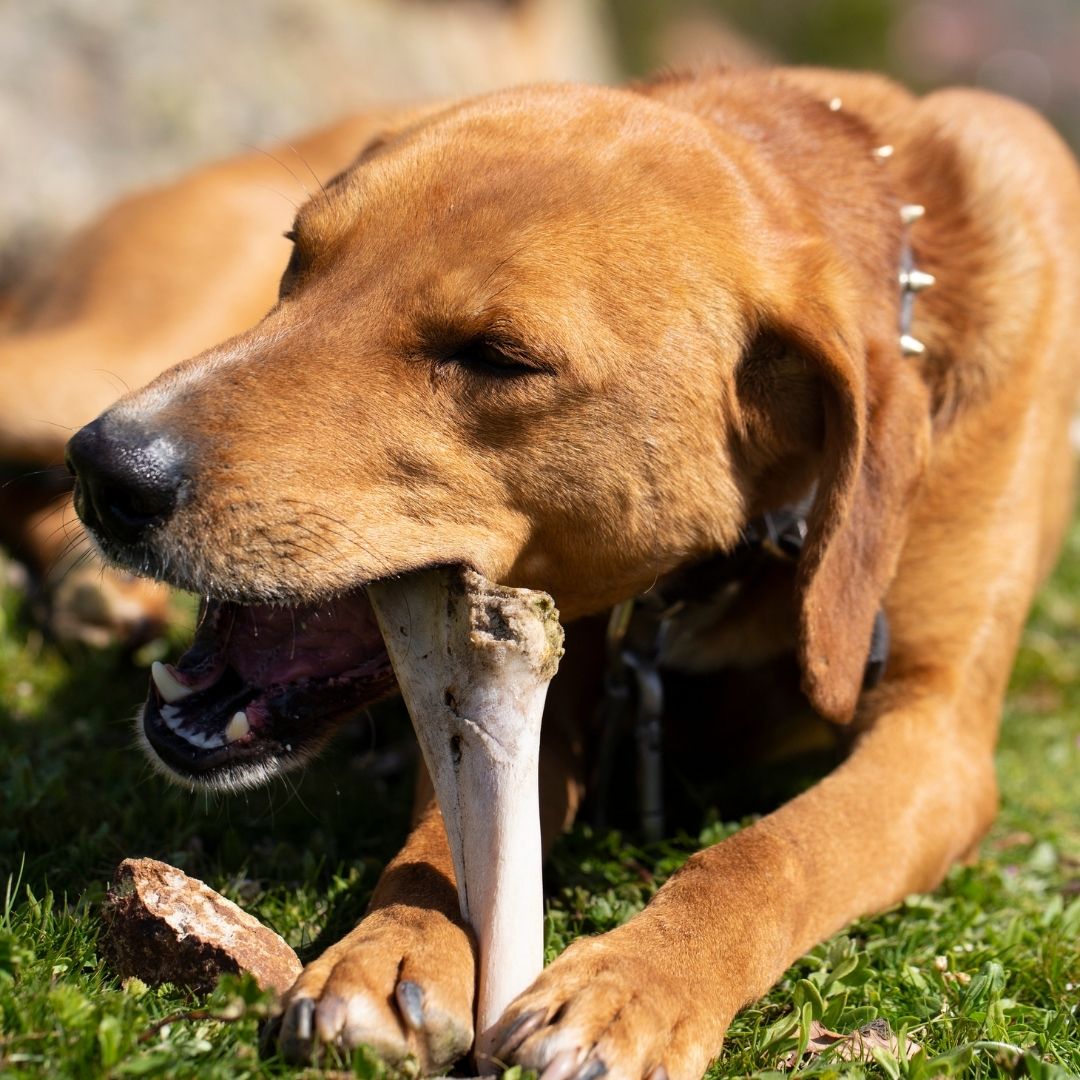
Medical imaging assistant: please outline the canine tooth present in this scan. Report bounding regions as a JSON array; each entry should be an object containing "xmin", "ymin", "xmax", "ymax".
[
  {"xmin": 900, "ymin": 203, "xmax": 925, "ymax": 224},
  {"xmin": 152, "ymin": 661, "xmax": 194, "ymax": 704},
  {"xmin": 829, "ymin": 96, "xmax": 842, "ymax": 111},
  {"xmin": 873, "ymin": 144, "xmax": 894, "ymax": 159},
  {"xmin": 225, "ymin": 711, "xmax": 250, "ymax": 744}
]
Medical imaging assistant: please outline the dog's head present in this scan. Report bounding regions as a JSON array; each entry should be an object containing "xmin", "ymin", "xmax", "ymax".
[{"xmin": 66, "ymin": 81, "xmax": 929, "ymax": 787}]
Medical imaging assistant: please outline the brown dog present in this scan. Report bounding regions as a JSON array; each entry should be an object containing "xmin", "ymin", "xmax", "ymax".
[{"xmin": 65, "ymin": 68, "xmax": 1080, "ymax": 1078}]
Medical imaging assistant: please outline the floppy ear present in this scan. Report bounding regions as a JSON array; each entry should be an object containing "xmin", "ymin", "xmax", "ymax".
[{"xmin": 779, "ymin": 309, "xmax": 930, "ymax": 723}]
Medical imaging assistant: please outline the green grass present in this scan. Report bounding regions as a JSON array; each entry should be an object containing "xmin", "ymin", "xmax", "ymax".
[{"xmin": 1, "ymin": 522, "xmax": 1078, "ymax": 1079}]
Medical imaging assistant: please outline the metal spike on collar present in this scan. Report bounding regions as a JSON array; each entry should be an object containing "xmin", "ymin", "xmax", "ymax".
[
  {"xmin": 900, "ymin": 333, "xmax": 926, "ymax": 357},
  {"xmin": 897, "ymin": 204, "xmax": 932, "ymax": 358},
  {"xmin": 900, "ymin": 268, "xmax": 936, "ymax": 292}
]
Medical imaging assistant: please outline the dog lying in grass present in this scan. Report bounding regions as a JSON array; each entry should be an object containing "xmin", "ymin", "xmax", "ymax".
[{"xmin": 60, "ymin": 68, "xmax": 1080, "ymax": 1078}]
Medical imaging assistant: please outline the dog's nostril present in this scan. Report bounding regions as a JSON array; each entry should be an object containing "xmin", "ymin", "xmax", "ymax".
[
  {"xmin": 98, "ymin": 481, "xmax": 179, "ymax": 538},
  {"xmin": 66, "ymin": 415, "xmax": 187, "ymax": 547}
]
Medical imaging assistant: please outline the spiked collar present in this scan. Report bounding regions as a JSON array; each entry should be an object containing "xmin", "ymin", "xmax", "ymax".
[{"xmin": 897, "ymin": 202, "xmax": 934, "ymax": 357}]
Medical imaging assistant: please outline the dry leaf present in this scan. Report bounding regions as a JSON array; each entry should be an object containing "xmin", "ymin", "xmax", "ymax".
[{"xmin": 782, "ymin": 1017, "xmax": 920, "ymax": 1068}]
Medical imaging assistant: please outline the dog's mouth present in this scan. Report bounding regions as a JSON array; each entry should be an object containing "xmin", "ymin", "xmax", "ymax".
[{"xmin": 141, "ymin": 587, "xmax": 396, "ymax": 788}]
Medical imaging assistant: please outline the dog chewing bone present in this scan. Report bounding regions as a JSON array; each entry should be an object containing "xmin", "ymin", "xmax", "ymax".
[{"xmin": 367, "ymin": 567, "xmax": 563, "ymax": 1063}]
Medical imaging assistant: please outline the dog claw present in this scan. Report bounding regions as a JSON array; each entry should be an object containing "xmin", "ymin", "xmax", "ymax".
[
  {"xmin": 294, "ymin": 996, "xmax": 315, "ymax": 1041},
  {"xmin": 396, "ymin": 979, "xmax": 426, "ymax": 1031},
  {"xmin": 496, "ymin": 1008, "xmax": 545, "ymax": 1056},
  {"xmin": 541, "ymin": 1048, "xmax": 586, "ymax": 1080},
  {"xmin": 315, "ymin": 994, "xmax": 347, "ymax": 1043},
  {"xmin": 278, "ymin": 996, "xmax": 316, "ymax": 1062},
  {"xmin": 573, "ymin": 1057, "xmax": 608, "ymax": 1080}
]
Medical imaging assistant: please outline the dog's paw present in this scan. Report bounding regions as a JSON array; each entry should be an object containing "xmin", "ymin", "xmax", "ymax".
[
  {"xmin": 265, "ymin": 905, "xmax": 475, "ymax": 1073},
  {"xmin": 48, "ymin": 562, "xmax": 173, "ymax": 648},
  {"xmin": 490, "ymin": 928, "xmax": 718, "ymax": 1080}
]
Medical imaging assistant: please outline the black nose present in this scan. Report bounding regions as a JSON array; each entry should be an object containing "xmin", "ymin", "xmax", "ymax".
[{"xmin": 66, "ymin": 416, "xmax": 187, "ymax": 546}]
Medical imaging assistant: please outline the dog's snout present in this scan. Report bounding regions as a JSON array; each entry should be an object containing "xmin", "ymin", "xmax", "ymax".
[{"xmin": 66, "ymin": 416, "xmax": 187, "ymax": 546}]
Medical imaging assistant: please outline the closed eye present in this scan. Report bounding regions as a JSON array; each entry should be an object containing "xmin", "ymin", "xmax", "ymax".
[{"xmin": 444, "ymin": 337, "xmax": 548, "ymax": 378}]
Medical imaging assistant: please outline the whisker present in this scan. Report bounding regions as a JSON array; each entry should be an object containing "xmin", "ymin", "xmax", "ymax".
[
  {"xmin": 247, "ymin": 146, "xmax": 312, "ymax": 202},
  {"xmin": 251, "ymin": 182, "xmax": 301, "ymax": 212},
  {"xmin": 0, "ymin": 463, "xmax": 71, "ymax": 490},
  {"xmin": 27, "ymin": 418, "xmax": 76, "ymax": 432},
  {"xmin": 90, "ymin": 368, "xmax": 132, "ymax": 395},
  {"xmin": 286, "ymin": 144, "xmax": 328, "ymax": 200}
]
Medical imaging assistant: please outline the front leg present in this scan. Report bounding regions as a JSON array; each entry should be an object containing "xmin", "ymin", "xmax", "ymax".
[
  {"xmin": 270, "ymin": 633, "xmax": 594, "ymax": 1074},
  {"xmin": 272, "ymin": 792, "xmax": 477, "ymax": 1071},
  {"xmin": 494, "ymin": 678, "xmax": 999, "ymax": 1080}
]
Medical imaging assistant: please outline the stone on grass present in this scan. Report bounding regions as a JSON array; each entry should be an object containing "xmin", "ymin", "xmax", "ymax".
[{"xmin": 101, "ymin": 857, "xmax": 300, "ymax": 996}]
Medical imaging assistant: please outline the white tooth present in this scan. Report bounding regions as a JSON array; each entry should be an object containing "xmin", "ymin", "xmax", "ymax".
[
  {"xmin": 152, "ymin": 661, "xmax": 194, "ymax": 704},
  {"xmin": 225, "ymin": 711, "xmax": 250, "ymax": 744},
  {"xmin": 178, "ymin": 726, "xmax": 224, "ymax": 750},
  {"xmin": 158, "ymin": 708, "xmax": 182, "ymax": 734}
]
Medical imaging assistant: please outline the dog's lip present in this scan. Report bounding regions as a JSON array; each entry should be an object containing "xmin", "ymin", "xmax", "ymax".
[
  {"xmin": 141, "ymin": 654, "xmax": 396, "ymax": 778},
  {"xmin": 139, "ymin": 583, "xmax": 397, "ymax": 782}
]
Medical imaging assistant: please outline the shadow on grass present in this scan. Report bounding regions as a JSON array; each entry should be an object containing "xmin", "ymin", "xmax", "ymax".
[{"xmin": 0, "ymin": 580, "xmax": 419, "ymax": 941}]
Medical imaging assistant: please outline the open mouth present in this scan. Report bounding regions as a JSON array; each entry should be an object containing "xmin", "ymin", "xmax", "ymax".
[{"xmin": 140, "ymin": 587, "xmax": 396, "ymax": 788}]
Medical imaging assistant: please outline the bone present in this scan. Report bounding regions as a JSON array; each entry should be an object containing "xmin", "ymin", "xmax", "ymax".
[{"xmin": 367, "ymin": 567, "xmax": 563, "ymax": 1066}]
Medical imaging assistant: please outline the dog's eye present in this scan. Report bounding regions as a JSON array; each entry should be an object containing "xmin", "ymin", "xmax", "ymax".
[{"xmin": 447, "ymin": 339, "xmax": 539, "ymax": 378}]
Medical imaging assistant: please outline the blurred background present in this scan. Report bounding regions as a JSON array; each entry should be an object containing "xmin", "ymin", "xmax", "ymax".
[{"xmin": 2, "ymin": 0, "xmax": 1079, "ymax": 288}]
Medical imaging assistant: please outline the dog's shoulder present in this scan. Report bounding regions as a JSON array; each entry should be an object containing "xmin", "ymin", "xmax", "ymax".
[
  {"xmin": 900, "ymin": 88, "xmax": 1080, "ymax": 415},
  {"xmin": 783, "ymin": 71, "xmax": 1080, "ymax": 418},
  {"xmin": 639, "ymin": 66, "xmax": 1080, "ymax": 420}
]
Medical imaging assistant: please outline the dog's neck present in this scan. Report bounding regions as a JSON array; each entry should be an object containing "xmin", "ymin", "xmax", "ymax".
[{"xmin": 612, "ymin": 205, "xmax": 934, "ymax": 680}]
